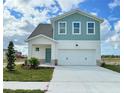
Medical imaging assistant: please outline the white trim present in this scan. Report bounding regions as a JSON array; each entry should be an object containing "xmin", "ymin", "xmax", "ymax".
[
  {"xmin": 57, "ymin": 40, "xmax": 100, "ymax": 42},
  {"xmin": 86, "ymin": 21, "xmax": 95, "ymax": 35},
  {"xmin": 72, "ymin": 21, "xmax": 81, "ymax": 35},
  {"xmin": 58, "ymin": 21, "xmax": 67, "ymax": 35},
  {"xmin": 51, "ymin": 9, "xmax": 104, "ymax": 23},
  {"xmin": 25, "ymin": 34, "xmax": 57, "ymax": 43}
]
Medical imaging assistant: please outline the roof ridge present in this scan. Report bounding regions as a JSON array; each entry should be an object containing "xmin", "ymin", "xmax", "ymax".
[{"xmin": 51, "ymin": 9, "xmax": 104, "ymax": 23}]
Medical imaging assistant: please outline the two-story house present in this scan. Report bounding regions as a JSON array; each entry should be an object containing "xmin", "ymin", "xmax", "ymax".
[{"xmin": 26, "ymin": 9, "xmax": 104, "ymax": 65}]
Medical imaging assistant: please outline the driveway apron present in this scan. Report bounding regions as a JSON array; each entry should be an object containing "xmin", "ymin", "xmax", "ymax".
[{"xmin": 47, "ymin": 66, "xmax": 120, "ymax": 93}]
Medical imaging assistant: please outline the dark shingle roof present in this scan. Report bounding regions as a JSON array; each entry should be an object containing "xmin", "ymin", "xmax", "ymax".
[{"xmin": 28, "ymin": 23, "xmax": 53, "ymax": 39}]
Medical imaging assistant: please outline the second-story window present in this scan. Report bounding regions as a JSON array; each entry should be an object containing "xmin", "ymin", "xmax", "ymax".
[
  {"xmin": 72, "ymin": 22, "xmax": 81, "ymax": 34},
  {"xmin": 87, "ymin": 22, "xmax": 95, "ymax": 35},
  {"xmin": 58, "ymin": 21, "xmax": 67, "ymax": 34}
]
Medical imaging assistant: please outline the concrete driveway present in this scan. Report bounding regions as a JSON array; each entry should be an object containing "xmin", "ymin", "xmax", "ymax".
[{"xmin": 47, "ymin": 66, "xmax": 120, "ymax": 93}]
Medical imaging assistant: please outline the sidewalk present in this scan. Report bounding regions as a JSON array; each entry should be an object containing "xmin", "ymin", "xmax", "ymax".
[{"xmin": 3, "ymin": 81, "xmax": 49, "ymax": 90}]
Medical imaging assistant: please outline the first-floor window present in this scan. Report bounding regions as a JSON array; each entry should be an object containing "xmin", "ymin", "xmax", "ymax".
[
  {"xmin": 35, "ymin": 47, "xmax": 39, "ymax": 51},
  {"xmin": 87, "ymin": 22, "xmax": 95, "ymax": 34}
]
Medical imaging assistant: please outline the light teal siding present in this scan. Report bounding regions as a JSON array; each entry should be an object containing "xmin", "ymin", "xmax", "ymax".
[{"xmin": 53, "ymin": 13, "xmax": 100, "ymax": 40}]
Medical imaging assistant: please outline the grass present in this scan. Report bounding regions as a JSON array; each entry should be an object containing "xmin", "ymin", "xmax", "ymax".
[
  {"xmin": 15, "ymin": 57, "xmax": 27, "ymax": 62},
  {"xmin": 3, "ymin": 89, "xmax": 44, "ymax": 93},
  {"xmin": 102, "ymin": 64, "xmax": 120, "ymax": 73},
  {"xmin": 3, "ymin": 57, "xmax": 27, "ymax": 63},
  {"xmin": 101, "ymin": 57, "xmax": 120, "ymax": 63},
  {"xmin": 3, "ymin": 65, "xmax": 54, "ymax": 81}
]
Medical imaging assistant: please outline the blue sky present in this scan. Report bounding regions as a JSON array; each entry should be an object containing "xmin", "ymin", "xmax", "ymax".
[{"xmin": 3, "ymin": 0, "xmax": 120, "ymax": 55}]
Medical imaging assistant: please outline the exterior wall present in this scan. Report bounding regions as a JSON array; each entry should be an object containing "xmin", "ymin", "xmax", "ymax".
[
  {"xmin": 53, "ymin": 12, "xmax": 100, "ymax": 40},
  {"xmin": 56, "ymin": 40, "xmax": 101, "ymax": 60},
  {"xmin": 28, "ymin": 36, "xmax": 57, "ymax": 62},
  {"xmin": 28, "ymin": 36, "xmax": 101, "ymax": 65},
  {"xmin": 32, "ymin": 45, "xmax": 51, "ymax": 59}
]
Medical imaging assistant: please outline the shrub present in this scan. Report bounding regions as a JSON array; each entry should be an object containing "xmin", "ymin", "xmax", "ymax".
[
  {"xmin": 24, "ymin": 59, "xmax": 28, "ymax": 66},
  {"xmin": 101, "ymin": 62, "xmax": 106, "ymax": 67},
  {"xmin": 28, "ymin": 57, "xmax": 39, "ymax": 69}
]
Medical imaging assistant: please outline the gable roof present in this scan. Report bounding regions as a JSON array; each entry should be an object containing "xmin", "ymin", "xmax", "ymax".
[
  {"xmin": 27, "ymin": 23, "xmax": 53, "ymax": 39},
  {"xmin": 51, "ymin": 9, "xmax": 104, "ymax": 23}
]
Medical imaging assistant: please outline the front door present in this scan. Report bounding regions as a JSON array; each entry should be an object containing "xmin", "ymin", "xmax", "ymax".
[{"xmin": 45, "ymin": 48, "xmax": 51, "ymax": 63}]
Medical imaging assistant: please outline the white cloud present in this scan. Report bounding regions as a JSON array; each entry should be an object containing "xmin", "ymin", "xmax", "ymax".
[
  {"xmin": 3, "ymin": 0, "xmax": 59, "ymax": 37},
  {"xmin": 101, "ymin": 19, "xmax": 111, "ymax": 31},
  {"xmin": 106, "ymin": 20, "xmax": 120, "ymax": 42},
  {"xmin": 114, "ymin": 20, "xmax": 120, "ymax": 33},
  {"xmin": 3, "ymin": 0, "xmax": 86, "ymax": 38},
  {"xmin": 108, "ymin": 0, "xmax": 120, "ymax": 9},
  {"xmin": 105, "ymin": 20, "xmax": 120, "ymax": 49},
  {"xmin": 14, "ymin": 39, "xmax": 18, "ymax": 42},
  {"xmin": 108, "ymin": 16, "xmax": 119, "ymax": 21},
  {"xmin": 101, "ymin": 19, "xmax": 120, "ymax": 50},
  {"xmin": 14, "ymin": 44, "xmax": 28, "ymax": 55},
  {"xmin": 3, "ymin": 12, "xmax": 32, "ymax": 37},
  {"xmin": 106, "ymin": 34, "xmax": 119, "ymax": 49},
  {"xmin": 4, "ymin": 30, "xmax": 29, "ymax": 37},
  {"xmin": 101, "ymin": 41, "xmax": 119, "ymax": 55},
  {"xmin": 90, "ymin": 12, "xmax": 98, "ymax": 16},
  {"xmin": 4, "ymin": 0, "xmax": 56, "ymax": 14},
  {"xmin": 56, "ymin": 0, "xmax": 85, "ymax": 11},
  {"xmin": 100, "ymin": 19, "xmax": 112, "ymax": 40},
  {"xmin": 100, "ymin": 19, "xmax": 120, "ymax": 54}
]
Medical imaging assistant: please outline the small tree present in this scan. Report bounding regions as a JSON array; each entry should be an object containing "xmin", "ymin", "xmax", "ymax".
[{"xmin": 6, "ymin": 41, "xmax": 16, "ymax": 71}]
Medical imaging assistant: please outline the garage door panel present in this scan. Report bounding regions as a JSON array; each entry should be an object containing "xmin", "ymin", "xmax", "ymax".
[{"xmin": 58, "ymin": 49, "xmax": 96, "ymax": 65}]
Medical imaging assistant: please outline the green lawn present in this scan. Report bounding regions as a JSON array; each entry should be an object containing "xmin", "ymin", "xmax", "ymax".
[
  {"xmin": 101, "ymin": 58, "xmax": 120, "ymax": 62},
  {"xmin": 3, "ymin": 57, "xmax": 27, "ymax": 63},
  {"xmin": 102, "ymin": 64, "xmax": 120, "ymax": 73},
  {"xmin": 3, "ymin": 89, "xmax": 44, "ymax": 93},
  {"xmin": 3, "ymin": 65, "xmax": 54, "ymax": 81}
]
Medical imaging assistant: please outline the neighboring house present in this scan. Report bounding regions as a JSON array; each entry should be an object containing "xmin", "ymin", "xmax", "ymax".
[
  {"xmin": 26, "ymin": 9, "xmax": 104, "ymax": 65},
  {"xmin": 15, "ymin": 50, "xmax": 22, "ymax": 58}
]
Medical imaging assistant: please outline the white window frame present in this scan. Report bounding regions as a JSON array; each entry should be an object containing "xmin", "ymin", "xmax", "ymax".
[
  {"xmin": 72, "ymin": 21, "xmax": 81, "ymax": 35},
  {"xmin": 87, "ymin": 21, "xmax": 95, "ymax": 35},
  {"xmin": 58, "ymin": 21, "xmax": 67, "ymax": 35}
]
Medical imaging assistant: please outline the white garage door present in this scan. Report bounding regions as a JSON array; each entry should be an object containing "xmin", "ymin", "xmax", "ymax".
[{"xmin": 58, "ymin": 49, "xmax": 96, "ymax": 65}]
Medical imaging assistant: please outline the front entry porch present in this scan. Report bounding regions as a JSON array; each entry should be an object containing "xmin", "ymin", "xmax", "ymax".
[{"xmin": 29, "ymin": 44, "xmax": 56, "ymax": 64}]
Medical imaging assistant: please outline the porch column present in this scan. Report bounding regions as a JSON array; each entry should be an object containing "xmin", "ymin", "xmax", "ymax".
[
  {"xmin": 28, "ymin": 42, "xmax": 32, "ymax": 59},
  {"xmin": 51, "ymin": 44, "xmax": 57, "ymax": 64}
]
